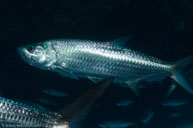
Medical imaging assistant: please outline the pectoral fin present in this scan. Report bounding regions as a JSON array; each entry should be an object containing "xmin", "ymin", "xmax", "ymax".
[
  {"xmin": 59, "ymin": 78, "xmax": 114, "ymax": 127},
  {"xmin": 88, "ymin": 76, "xmax": 102, "ymax": 83},
  {"xmin": 56, "ymin": 66, "xmax": 79, "ymax": 80}
]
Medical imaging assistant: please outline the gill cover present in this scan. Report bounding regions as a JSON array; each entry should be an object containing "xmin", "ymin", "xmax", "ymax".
[{"xmin": 17, "ymin": 41, "xmax": 57, "ymax": 69}]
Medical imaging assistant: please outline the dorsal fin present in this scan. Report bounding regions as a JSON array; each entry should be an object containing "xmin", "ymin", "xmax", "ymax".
[
  {"xmin": 59, "ymin": 77, "xmax": 114, "ymax": 127},
  {"xmin": 109, "ymin": 36, "xmax": 131, "ymax": 47}
]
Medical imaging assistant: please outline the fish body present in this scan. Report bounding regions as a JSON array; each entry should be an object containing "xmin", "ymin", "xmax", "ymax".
[
  {"xmin": 0, "ymin": 78, "xmax": 113, "ymax": 128},
  {"xmin": 51, "ymin": 39, "xmax": 172, "ymax": 82},
  {"xmin": 17, "ymin": 38, "xmax": 193, "ymax": 95}
]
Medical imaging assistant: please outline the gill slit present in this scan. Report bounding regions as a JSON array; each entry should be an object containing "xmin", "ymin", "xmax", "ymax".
[{"xmin": 51, "ymin": 43, "xmax": 59, "ymax": 68}]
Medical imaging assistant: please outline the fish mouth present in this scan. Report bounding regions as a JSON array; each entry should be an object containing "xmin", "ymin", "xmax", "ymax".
[
  {"xmin": 17, "ymin": 47, "xmax": 25, "ymax": 58},
  {"xmin": 17, "ymin": 47, "xmax": 32, "ymax": 65}
]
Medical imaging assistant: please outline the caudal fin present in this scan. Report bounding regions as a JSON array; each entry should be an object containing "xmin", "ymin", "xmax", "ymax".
[{"xmin": 170, "ymin": 55, "xmax": 193, "ymax": 95}]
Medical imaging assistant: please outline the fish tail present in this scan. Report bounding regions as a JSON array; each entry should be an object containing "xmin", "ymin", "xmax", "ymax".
[{"xmin": 170, "ymin": 55, "xmax": 193, "ymax": 95}]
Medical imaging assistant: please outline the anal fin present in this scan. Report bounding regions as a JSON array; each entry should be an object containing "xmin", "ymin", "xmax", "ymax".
[
  {"xmin": 165, "ymin": 81, "xmax": 177, "ymax": 98},
  {"xmin": 124, "ymin": 80, "xmax": 140, "ymax": 96}
]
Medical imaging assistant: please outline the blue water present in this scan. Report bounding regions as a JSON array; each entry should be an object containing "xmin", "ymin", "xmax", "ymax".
[{"xmin": 0, "ymin": 0, "xmax": 193, "ymax": 127}]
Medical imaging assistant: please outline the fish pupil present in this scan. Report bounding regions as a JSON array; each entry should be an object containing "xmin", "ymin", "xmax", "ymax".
[{"xmin": 27, "ymin": 47, "xmax": 34, "ymax": 53}]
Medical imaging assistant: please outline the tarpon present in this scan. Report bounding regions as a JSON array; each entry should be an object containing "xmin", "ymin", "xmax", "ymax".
[
  {"xmin": 17, "ymin": 38, "xmax": 193, "ymax": 95},
  {"xmin": 0, "ymin": 78, "xmax": 113, "ymax": 128}
]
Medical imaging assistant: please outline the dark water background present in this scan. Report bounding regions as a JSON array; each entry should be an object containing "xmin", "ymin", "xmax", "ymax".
[{"xmin": 0, "ymin": 0, "xmax": 193, "ymax": 127}]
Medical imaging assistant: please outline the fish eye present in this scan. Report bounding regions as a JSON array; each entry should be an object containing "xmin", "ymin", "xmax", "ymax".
[{"xmin": 27, "ymin": 46, "xmax": 35, "ymax": 53}]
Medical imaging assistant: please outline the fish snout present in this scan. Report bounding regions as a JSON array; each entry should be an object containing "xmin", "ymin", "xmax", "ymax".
[
  {"xmin": 17, "ymin": 46, "xmax": 32, "ymax": 64},
  {"xmin": 17, "ymin": 47, "xmax": 25, "ymax": 58}
]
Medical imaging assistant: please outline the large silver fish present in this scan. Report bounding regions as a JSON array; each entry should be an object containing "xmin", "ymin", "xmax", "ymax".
[
  {"xmin": 17, "ymin": 38, "xmax": 193, "ymax": 95},
  {"xmin": 0, "ymin": 78, "xmax": 113, "ymax": 128}
]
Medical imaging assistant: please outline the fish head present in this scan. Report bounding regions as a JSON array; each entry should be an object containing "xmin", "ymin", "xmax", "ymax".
[{"xmin": 17, "ymin": 41, "xmax": 57, "ymax": 70}]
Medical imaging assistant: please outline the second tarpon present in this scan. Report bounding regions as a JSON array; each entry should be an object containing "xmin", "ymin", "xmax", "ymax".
[
  {"xmin": 0, "ymin": 78, "xmax": 113, "ymax": 128},
  {"xmin": 17, "ymin": 38, "xmax": 193, "ymax": 95}
]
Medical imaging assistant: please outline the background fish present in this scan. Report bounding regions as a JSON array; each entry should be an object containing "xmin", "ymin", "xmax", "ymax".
[
  {"xmin": 42, "ymin": 88, "xmax": 69, "ymax": 97},
  {"xmin": 141, "ymin": 108, "xmax": 154, "ymax": 124},
  {"xmin": 17, "ymin": 38, "xmax": 193, "ymax": 95},
  {"xmin": 98, "ymin": 120, "xmax": 135, "ymax": 128},
  {"xmin": 115, "ymin": 99, "xmax": 134, "ymax": 107},
  {"xmin": 162, "ymin": 99, "xmax": 188, "ymax": 107}
]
